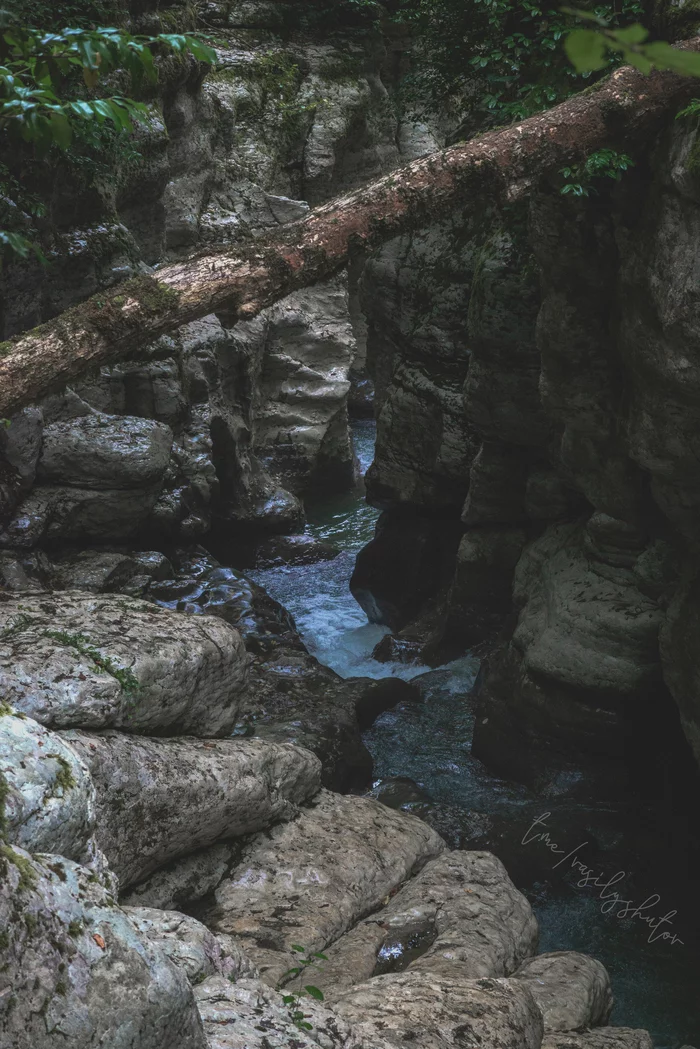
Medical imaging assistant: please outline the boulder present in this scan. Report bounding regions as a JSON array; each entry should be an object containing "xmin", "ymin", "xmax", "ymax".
[
  {"xmin": 332, "ymin": 971, "xmax": 543, "ymax": 1049},
  {"xmin": 36, "ymin": 412, "xmax": 173, "ymax": 489},
  {"xmin": 0, "ymin": 590, "xmax": 249, "ymax": 736},
  {"xmin": 511, "ymin": 951, "xmax": 613, "ymax": 1032},
  {"xmin": 0, "ymin": 848, "xmax": 206, "ymax": 1049},
  {"xmin": 316, "ymin": 851, "xmax": 538, "ymax": 998},
  {"xmin": 67, "ymin": 732, "xmax": 321, "ymax": 888},
  {"xmin": 0, "ymin": 709, "xmax": 100, "ymax": 868},
  {"xmin": 195, "ymin": 975, "xmax": 367, "ymax": 1049},
  {"xmin": 200, "ymin": 788, "xmax": 446, "ymax": 985},
  {"xmin": 123, "ymin": 907, "xmax": 256, "ymax": 984}
]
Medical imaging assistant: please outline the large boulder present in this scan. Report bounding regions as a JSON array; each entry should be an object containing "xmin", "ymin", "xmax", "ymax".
[
  {"xmin": 0, "ymin": 709, "xmax": 101, "ymax": 869},
  {"xmin": 0, "ymin": 848, "xmax": 206, "ymax": 1049},
  {"xmin": 67, "ymin": 732, "xmax": 321, "ymax": 888},
  {"xmin": 0, "ymin": 590, "xmax": 249, "ymax": 736},
  {"xmin": 316, "ymin": 851, "xmax": 538, "ymax": 998},
  {"xmin": 36, "ymin": 412, "xmax": 173, "ymax": 489},
  {"xmin": 511, "ymin": 951, "xmax": 613, "ymax": 1032},
  {"xmin": 541, "ymin": 1031, "xmax": 654, "ymax": 1049},
  {"xmin": 200, "ymin": 788, "xmax": 446, "ymax": 985},
  {"xmin": 0, "ymin": 412, "xmax": 174, "ymax": 545},
  {"xmin": 120, "ymin": 843, "xmax": 237, "ymax": 911},
  {"xmin": 473, "ymin": 519, "xmax": 664, "ymax": 793},
  {"xmin": 332, "ymin": 971, "xmax": 544, "ymax": 1049}
]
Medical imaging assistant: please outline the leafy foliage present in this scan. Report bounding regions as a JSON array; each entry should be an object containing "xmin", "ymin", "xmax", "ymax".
[
  {"xmin": 0, "ymin": 7, "xmax": 215, "ymax": 265},
  {"xmin": 564, "ymin": 7, "xmax": 700, "ymax": 77},
  {"xmin": 559, "ymin": 147, "xmax": 634, "ymax": 195},
  {"xmin": 394, "ymin": 0, "xmax": 644, "ymax": 126}
]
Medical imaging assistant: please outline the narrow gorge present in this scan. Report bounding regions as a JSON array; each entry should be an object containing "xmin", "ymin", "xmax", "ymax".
[{"xmin": 1, "ymin": 1, "xmax": 700, "ymax": 1047}]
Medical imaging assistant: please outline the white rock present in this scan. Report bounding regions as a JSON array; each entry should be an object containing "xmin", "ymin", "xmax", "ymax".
[{"xmin": 0, "ymin": 591, "xmax": 250, "ymax": 736}]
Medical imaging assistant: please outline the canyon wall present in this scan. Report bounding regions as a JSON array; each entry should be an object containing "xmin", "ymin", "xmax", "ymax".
[{"xmin": 353, "ymin": 115, "xmax": 700, "ymax": 797}]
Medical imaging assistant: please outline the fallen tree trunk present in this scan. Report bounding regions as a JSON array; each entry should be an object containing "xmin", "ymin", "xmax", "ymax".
[{"xmin": 1, "ymin": 50, "xmax": 698, "ymax": 418}]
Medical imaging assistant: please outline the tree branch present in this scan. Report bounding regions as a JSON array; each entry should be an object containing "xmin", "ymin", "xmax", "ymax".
[{"xmin": 1, "ymin": 48, "xmax": 698, "ymax": 418}]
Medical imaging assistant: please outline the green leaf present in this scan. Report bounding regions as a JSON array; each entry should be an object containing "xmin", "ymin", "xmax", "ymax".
[
  {"xmin": 291, "ymin": 945, "xmax": 306, "ymax": 953},
  {"xmin": 304, "ymin": 985, "xmax": 325, "ymax": 1001},
  {"xmin": 564, "ymin": 29, "xmax": 607, "ymax": 73},
  {"xmin": 49, "ymin": 110, "xmax": 72, "ymax": 148},
  {"xmin": 643, "ymin": 42, "xmax": 700, "ymax": 76},
  {"xmin": 622, "ymin": 48, "xmax": 653, "ymax": 74},
  {"xmin": 610, "ymin": 23, "xmax": 648, "ymax": 45}
]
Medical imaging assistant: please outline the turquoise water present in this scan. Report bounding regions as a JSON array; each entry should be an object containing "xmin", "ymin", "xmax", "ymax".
[{"xmin": 250, "ymin": 419, "xmax": 700, "ymax": 1049}]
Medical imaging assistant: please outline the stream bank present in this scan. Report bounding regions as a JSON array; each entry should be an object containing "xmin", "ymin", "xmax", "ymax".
[{"xmin": 250, "ymin": 419, "xmax": 700, "ymax": 1049}]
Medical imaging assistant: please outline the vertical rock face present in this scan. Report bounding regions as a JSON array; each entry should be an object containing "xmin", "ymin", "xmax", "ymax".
[{"xmin": 352, "ymin": 114, "xmax": 700, "ymax": 789}]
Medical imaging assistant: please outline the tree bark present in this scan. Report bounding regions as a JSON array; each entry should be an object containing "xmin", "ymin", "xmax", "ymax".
[{"xmin": 1, "ymin": 51, "xmax": 698, "ymax": 418}]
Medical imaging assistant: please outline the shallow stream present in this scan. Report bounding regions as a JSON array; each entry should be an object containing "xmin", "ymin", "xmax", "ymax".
[{"xmin": 250, "ymin": 420, "xmax": 700, "ymax": 1049}]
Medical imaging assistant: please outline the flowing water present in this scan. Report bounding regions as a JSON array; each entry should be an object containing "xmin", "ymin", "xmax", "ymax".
[{"xmin": 250, "ymin": 419, "xmax": 700, "ymax": 1049}]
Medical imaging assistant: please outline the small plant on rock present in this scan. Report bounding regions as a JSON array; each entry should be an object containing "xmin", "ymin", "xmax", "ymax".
[{"xmin": 278, "ymin": 943, "xmax": 328, "ymax": 1033}]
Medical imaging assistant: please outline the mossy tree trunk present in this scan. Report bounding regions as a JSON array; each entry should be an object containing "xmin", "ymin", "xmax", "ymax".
[{"xmin": 0, "ymin": 53, "xmax": 698, "ymax": 418}]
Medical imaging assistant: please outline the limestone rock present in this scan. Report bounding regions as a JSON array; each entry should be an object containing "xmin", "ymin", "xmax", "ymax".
[
  {"xmin": 123, "ymin": 907, "xmax": 256, "ymax": 984},
  {"xmin": 0, "ymin": 709, "xmax": 99, "ymax": 867},
  {"xmin": 473, "ymin": 521, "xmax": 663, "ymax": 791},
  {"xmin": 317, "ymin": 851, "xmax": 538, "ymax": 998},
  {"xmin": 0, "ymin": 848, "xmax": 206, "ymax": 1049},
  {"xmin": 200, "ymin": 788, "xmax": 446, "ymax": 985},
  {"xmin": 195, "ymin": 975, "xmax": 367, "ymax": 1049},
  {"xmin": 511, "ymin": 951, "xmax": 613, "ymax": 1032},
  {"xmin": 332, "ymin": 971, "xmax": 544, "ymax": 1049},
  {"xmin": 36, "ymin": 411, "xmax": 173, "ymax": 489},
  {"xmin": 0, "ymin": 590, "xmax": 249, "ymax": 736},
  {"xmin": 67, "ymin": 732, "xmax": 322, "ymax": 888},
  {"xmin": 121, "ymin": 843, "xmax": 236, "ymax": 911}
]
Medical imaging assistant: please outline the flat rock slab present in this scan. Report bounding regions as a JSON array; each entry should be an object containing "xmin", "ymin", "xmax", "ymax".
[
  {"xmin": 318, "ymin": 850, "xmax": 538, "ymax": 997},
  {"xmin": 512, "ymin": 951, "xmax": 613, "ymax": 1032},
  {"xmin": 200, "ymin": 788, "xmax": 446, "ymax": 985},
  {"xmin": 0, "ymin": 848, "xmax": 206, "ymax": 1049},
  {"xmin": 67, "ymin": 732, "xmax": 321, "ymax": 888},
  {"xmin": 0, "ymin": 709, "xmax": 99, "ymax": 867},
  {"xmin": 0, "ymin": 591, "xmax": 249, "ymax": 736},
  {"xmin": 541, "ymin": 1030, "xmax": 654, "ymax": 1049},
  {"xmin": 332, "ymin": 971, "xmax": 544, "ymax": 1049}
]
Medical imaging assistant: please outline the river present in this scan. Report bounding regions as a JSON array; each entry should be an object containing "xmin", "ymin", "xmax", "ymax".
[{"xmin": 250, "ymin": 419, "xmax": 700, "ymax": 1049}]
